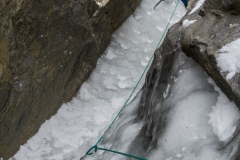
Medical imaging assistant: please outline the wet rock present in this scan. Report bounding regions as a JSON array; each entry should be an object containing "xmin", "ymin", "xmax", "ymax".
[
  {"xmin": 205, "ymin": 0, "xmax": 240, "ymax": 15},
  {"xmin": 0, "ymin": 0, "xmax": 141, "ymax": 158}
]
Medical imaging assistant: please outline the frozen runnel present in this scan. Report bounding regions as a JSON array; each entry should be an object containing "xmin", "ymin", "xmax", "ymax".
[{"xmin": 13, "ymin": 0, "xmax": 240, "ymax": 160}]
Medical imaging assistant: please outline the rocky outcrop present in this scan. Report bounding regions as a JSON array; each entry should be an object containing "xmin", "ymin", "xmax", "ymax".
[
  {"xmin": 181, "ymin": 1, "xmax": 240, "ymax": 158},
  {"xmin": 131, "ymin": 0, "xmax": 240, "ymax": 158},
  {"xmin": 204, "ymin": 0, "xmax": 240, "ymax": 15},
  {"xmin": 182, "ymin": 0, "xmax": 240, "ymax": 109},
  {"xmin": 0, "ymin": 0, "xmax": 141, "ymax": 158}
]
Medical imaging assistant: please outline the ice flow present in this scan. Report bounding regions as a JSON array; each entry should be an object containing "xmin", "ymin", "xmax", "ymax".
[{"xmin": 13, "ymin": 0, "xmax": 186, "ymax": 159}]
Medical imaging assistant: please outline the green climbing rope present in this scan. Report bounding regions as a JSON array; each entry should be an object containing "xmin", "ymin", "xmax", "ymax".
[
  {"xmin": 80, "ymin": 145, "xmax": 147, "ymax": 160},
  {"xmin": 81, "ymin": 0, "xmax": 180, "ymax": 159},
  {"xmin": 97, "ymin": 147, "xmax": 147, "ymax": 160}
]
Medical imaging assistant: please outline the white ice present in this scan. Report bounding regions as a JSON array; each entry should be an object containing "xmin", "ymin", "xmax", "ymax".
[
  {"xmin": 217, "ymin": 38, "xmax": 240, "ymax": 80},
  {"xmin": 189, "ymin": 0, "xmax": 206, "ymax": 15},
  {"xmin": 148, "ymin": 54, "xmax": 240, "ymax": 160},
  {"xmin": 13, "ymin": 0, "xmax": 186, "ymax": 159},
  {"xmin": 182, "ymin": 19, "xmax": 197, "ymax": 28}
]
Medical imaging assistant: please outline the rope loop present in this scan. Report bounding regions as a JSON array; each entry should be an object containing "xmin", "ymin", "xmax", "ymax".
[{"xmin": 86, "ymin": 145, "xmax": 98, "ymax": 155}]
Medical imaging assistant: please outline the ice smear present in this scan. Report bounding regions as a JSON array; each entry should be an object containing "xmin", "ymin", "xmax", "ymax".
[
  {"xmin": 182, "ymin": 19, "xmax": 197, "ymax": 28},
  {"xmin": 146, "ymin": 54, "xmax": 238, "ymax": 160},
  {"xmin": 148, "ymin": 54, "xmax": 221, "ymax": 160},
  {"xmin": 96, "ymin": 53, "xmax": 239, "ymax": 160},
  {"xmin": 208, "ymin": 78, "xmax": 240, "ymax": 142},
  {"xmin": 13, "ymin": 0, "xmax": 186, "ymax": 159},
  {"xmin": 217, "ymin": 38, "xmax": 240, "ymax": 80},
  {"xmin": 97, "ymin": 92, "xmax": 144, "ymax": 160},
  {"xmin": 189, "ymin": 0, "xmax": 206, "ymax": 15}
]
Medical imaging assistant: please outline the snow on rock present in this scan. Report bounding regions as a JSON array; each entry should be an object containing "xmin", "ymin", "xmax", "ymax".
[
  {"xmin": 189, "ymin": 0, "xmax": 205, "ymax": 15},
  {"xmin": 216, "ymin": 38, "xmax": 240, "ymax": 80},
  {"xmin": 95, "ymin": 0, "xmax": 109, "ymax": 7},
  {"xmin": 182, "ymin": 19, "xmax": 197, "ymax": 28},
  {"xmin": 208, "ymin": 78, "xmax": 240, "ymax": 142}
]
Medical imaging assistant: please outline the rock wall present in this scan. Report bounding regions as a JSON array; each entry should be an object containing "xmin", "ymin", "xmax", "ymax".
[
  {"xmin": 204, "ymin": 0, "xmax": 240, "ymax": 14},
  {"xmin": 0, "ymin": 0, "xmax": 141, "ymax": 158},
  {"xmin": 182, "ymin": 0, "xmax": 240, "ymax": 112},
  {"xmin": 181, "ymin": 1, "xmax": 240, "ymax": 158}
]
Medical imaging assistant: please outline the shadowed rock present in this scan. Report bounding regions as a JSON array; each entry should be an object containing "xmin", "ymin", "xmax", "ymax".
[
  {"xmin": 0, "ymin": 0, "xmax": 141, "ymax": 158},
  {"xmin": 205, "ymin": 0, "xmax": 240, "ymax": 15}
]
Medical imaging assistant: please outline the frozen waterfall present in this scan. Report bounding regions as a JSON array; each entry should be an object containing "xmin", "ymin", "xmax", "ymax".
[{"xmin": 13, "ymin": 0, "xmax": 240, "ymax": 160}]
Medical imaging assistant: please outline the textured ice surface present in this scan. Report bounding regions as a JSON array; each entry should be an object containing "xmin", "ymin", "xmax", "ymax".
[
  {"xmin": 94, "ymin": 53, "xmax": 240, "ymax": 160},
  {"xmin": 13, "ymin": 0, "xmax": 186, "ymax": 159},
  {"xmin": 147, "ymin": 54, "xmax": 240, "ymax": 160}
]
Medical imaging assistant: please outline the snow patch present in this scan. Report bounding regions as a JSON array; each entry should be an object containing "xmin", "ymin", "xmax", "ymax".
[
  {"xmin": 182, "ymin": 19, "xmax": 197, "ymax": 28},
  {"xmin": 217, "ymin": 38, "xmax": 240, "ymax": 80},
  {"xmin": 95, "ymin": 0, "xmax": 109, "ymax": 7},
  {"xmin": 208, "ymin": 78, "xmax": 240, "ymax": 142}
]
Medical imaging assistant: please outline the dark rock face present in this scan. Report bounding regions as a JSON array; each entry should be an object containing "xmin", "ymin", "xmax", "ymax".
[
  {"xmin": 182, "ymin": 0, "xmax": 240, "ymax": 112},
  {"xmin": 131, "ymin": 0, "xmax": 240, "ymax": 158},
  {"xmin": 205, "ymin": 0, "xmax": 240, "ymax": 15},
  {"xmin": 0, "ymin": 0, "xmax": 141, "ymax": 158}
]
